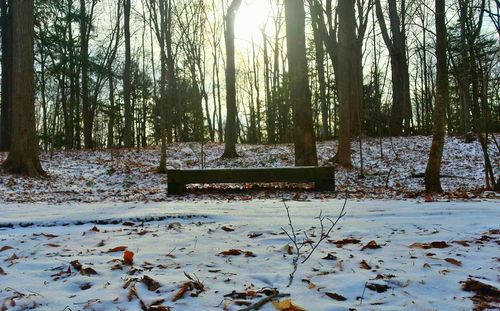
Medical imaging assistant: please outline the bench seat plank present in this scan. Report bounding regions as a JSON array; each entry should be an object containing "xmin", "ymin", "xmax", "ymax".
[{"xmin": 167, "ymin": 166, "xmax": 335, "ymax": 194}]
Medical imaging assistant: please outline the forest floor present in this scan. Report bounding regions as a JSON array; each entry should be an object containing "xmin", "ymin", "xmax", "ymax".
[
  {"xmin": 0, "ymin": 135, "xmax": 498, "ymax": 203},
  {"xmin": 0, "ymin": 200, "xmax": 498, "ymax": 310},
  {"xmin": 0, "ymin": 136, "xmax": 499, "ymax": 310}
]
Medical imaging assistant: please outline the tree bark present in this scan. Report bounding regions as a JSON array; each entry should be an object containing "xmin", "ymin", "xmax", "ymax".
[
  {"xmin": 336, "ymin": 0, "xmax": 361, "ymax": 168},
  {"xmin": 375, "ymin": 0, "xmax": 412, "ymax": 136},
  {"xmin": 123, "ymin": 0, "xmax": 133, "ymax": 148},
  {"xmin": 0, "ymin": 0, "xmax": 12, "ymax": 151},
  {"xmin": 285, "ymin": 0, "xmax": 318, "ymax": 166},
  {"xmin": 425, "ymin": 0, "xmax": 449, "ymax": 193},
  {"xmin": 3, "ymin": 0, "xmax": 46, "ymax": 177},
  {"xmin": 221, "ymin": 0, "xmax": 242, "ymax": 158},
  {"xmin": 80, "ymin": 0, "xmax": 92, "ymax": 148}
]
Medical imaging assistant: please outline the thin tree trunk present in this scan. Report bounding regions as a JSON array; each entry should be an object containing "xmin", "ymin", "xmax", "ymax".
[
  {"xmin": 425, "ymin": 0, "xmax": 448, "ymax": 193},
  {"xmin": 123, "ymin": 0, "xmax": 133, "ymax": 148}
]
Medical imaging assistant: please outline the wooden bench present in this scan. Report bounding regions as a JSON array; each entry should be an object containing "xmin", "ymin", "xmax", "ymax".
[{"xmin": 167, "ymin": 166, "xmax": 335, "ymax": 195}]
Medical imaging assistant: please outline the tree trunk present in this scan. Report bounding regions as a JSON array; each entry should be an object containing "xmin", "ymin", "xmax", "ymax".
[
  {"xmin": 3, "ymin": 0, "xmax": 45, "ymax": 177},
  {"xmin": 336, "ymin": 0, "xmax": 360, "ymax": 168},
  {"xmin": 425, "ymin": 0, "xmax": 448, "ymax": 193},
  {"xmin": 284, "ymin": 0, "xmax": 318, "ymax": 166},
  {"xmin": 221, "ymin": 0, "xmax": 242, "ymax": 158},
  {"xmin": 80, "ymin": 0, "xmax": 92, "ymax": 149},
  {"xmin": 123, "ymin": 0, "xmax": 133, "ymax": 148},
  {"xmin": 375, "ymin": 0, "xmax": 412, "ymax": 136},
  {"xmin": 0, "ymin": 0, "xmax": 12, "ymax": 151}
]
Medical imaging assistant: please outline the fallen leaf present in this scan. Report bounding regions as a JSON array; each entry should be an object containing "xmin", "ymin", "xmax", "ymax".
[
  {"xmin": 90, "ymin": 226, "xmax": 100, "ymax": 232},
  {"xmin": 329, "ymin": 238, "xmax": 361, "ymax": 248},
  {"xmin": 325, "ymin": 292, "xmax": 347, "ymax": 301},
  {"xmin": 46, "ymin": 243, "xmax": 60, "ymax": 248},
  {"xmin": 248, "ymin": 232, "xmax": 263, "ymax": 238},
  {"xmin": 107, "ymin": 246, "xmax": 128, "ymax": 253},
  {"xmin": 71, "ymin": 260, "xmax": 82, "ymax": 271},
  {"xmin": 360, "ymin": 260, "xmax": 372, "ymax": 270},
  {"xmin": 445, "ymin": 258, "xmax": 463, "ymax": 266},
  {"xmin": 80, "ymin": 283, "xmax": 93, "ymax": 290},
  {"xmin": 272, "ymin": 299, "xmax": 306, "ymax": 311},
  {"xmin": 366, "ymin": 283, "xmax": 389, "ymax": 293},
  {"xmin": 322, "ymin": 253, "xmax": 337, "ymax": 260},
  {"xmin": 409, "ymin": 241, "xmax": 449, "ymax": 249},
  {"xmin": 124, "ymin": 250, "xmax": 134, "ymax": 265},
  {"xmin": 0, "ymin": 267, "xmax": 6, "ymax": 275},
  {"xmin": 42, "ymin": 233, "xmax": 59, "ymax": 239},
  {"xmin": 461, "ymin": 278, "xmax": 500, "ymax": 310},
  {"xmin": 219, "ymin": 249, "xmax": 256, "ymax": 257},
  {"xmin": 142, "ymin": 275, "xmax": 161, "ymax": 291},
  {"xmin": 361, "ymin": 240, "xmax": 382, "ymax": 251},
  {"xmin": 453, "ymin": 240, "xmax": 470, "ymax": 247},
  {"xmin": 0, "ymin": 246, "xmax": 13, "ymax": 252},
  {"xmin": 173, "ymin": 282, "xmax": 192, "ymax": 302},
  {"xmin": 80, "ymin": 267, "xmax": 98, "ymax": 276},
  {"xmin": 221, "ymin": 226, "xmax": 235, "ymax": 232}
]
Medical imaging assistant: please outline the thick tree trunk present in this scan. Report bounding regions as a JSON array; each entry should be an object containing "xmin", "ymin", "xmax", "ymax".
[
  {"xmin": 3, "ymin": 0, "xmax": 45, "ymax": 177},
  {"xmin": 123, "ymin": 0, "xmax": 133, "ymax": 148},
  {"xmin": 0, "ymin": 0, "xmax": 12, "ymax": 151},
  {"xmin": 221, "ymin": 0, "xmax": 242, "ymax": 158},
  {"xmin": 336, "ymin": 0, "xmax": 360, "ymax": 168},
  {"xmin": 425, "ymin": 0, "xmax": 448, "ymax": 193},
  {"xmin": 285, "ymin": 0, "xmax": 318, "ymax": 166}
]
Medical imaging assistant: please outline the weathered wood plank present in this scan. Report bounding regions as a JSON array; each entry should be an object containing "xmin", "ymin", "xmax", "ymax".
[{"xmin": 167, "ymin": 166, "xmax": 335, "ymax": 195}]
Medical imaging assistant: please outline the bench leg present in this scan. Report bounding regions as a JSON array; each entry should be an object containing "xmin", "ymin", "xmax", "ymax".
[
  {"xmin": 168, "ymin": 183, "xmax": 186, "ymax": 195},
  {"xmin": 315, "ymin": 180, "xmax": 335, "ymax": 191}
]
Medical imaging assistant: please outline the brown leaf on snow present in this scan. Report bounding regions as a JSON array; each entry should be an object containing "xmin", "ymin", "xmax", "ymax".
[
  {"xmin": 361, "ymin": 240, "xmax": 382, "ymax": 251},
  {"xmin": 0, "ymin": 267, "xmax": 6, "ymax": 275},
  {"xmin": 325, "ymin": 292, "xmax": 347, "ymax": 301},
  {"xmin": 221, "ymin": 226, "xmax": 235, "ymax": 232},
  {"xmin": 461, "ymin": 278, "xmax": 500, "ymax": 310},
  {"xmin": 409, "ymin": 241, "xmax": 449, "ymax": 249},
  {"xmin": 142, "ymin": 275, "xmax": 162, "ymax": 291},
  {"xmin": 445, "ymin": 258, "xmax": 463, "ymax": 266},
  {"xmin": 0, "ymin": 246, "xmax": 13, "ymax": 252},
  {"xmin": 329, "ymin": 238, "xmax": 361, "ymax": 248},
  {"xmin": 360, "ymin": 260, "xmax": 372, "ymax": 270},
  {"xmin": 107, "ymin": 246, "xmax": 128, "ymax": 253},
  {"xmin": 453, "ymin": 240, "xmax": 470, "ymax": 247},
  {"xmin": 80, "ymin": 267, "xmax": 98, "ymax": 276},
  {"xmin": 71, "ymin": 260, "xmax": 83, "ymax": 271},
  {"xmin": 219, "ymin": 249, "xmax": 256, "ymax": 257},
  {"xmin": 173, "ymin": 282, "xmax": 192, "ymax": 302},
  {"xmin": 272, "ymin": 299, "xmax": 306, "ymax": 311},
  {"xmin": 45, "ymin": 243, "xmax": 60, "ymax": 248}
]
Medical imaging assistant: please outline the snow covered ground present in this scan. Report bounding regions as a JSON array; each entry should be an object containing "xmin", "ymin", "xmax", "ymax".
[
  {"xmin": 0, "ymin": 200, "xmax": 499, "ymax": 310},
  {"xmin": 0, "ymin": 136, "xmax": 498, "ymax": 203}
]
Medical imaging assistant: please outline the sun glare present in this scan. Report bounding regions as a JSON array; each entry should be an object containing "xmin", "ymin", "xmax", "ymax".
[{"xmin": 235, "ymin": 0, "xmax": 273, "ymax": 45}]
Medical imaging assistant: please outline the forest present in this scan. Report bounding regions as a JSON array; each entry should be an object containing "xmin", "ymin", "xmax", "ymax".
[
  {"xmin": 0, "ymin": 1, "xmax": 499, "ymax": 310},
  {"xmin": 0, "ymin": 0, "xmax": 498, "ymax": 192}
]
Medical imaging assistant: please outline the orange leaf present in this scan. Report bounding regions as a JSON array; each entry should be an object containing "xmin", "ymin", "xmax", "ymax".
[
  {"xmin": 124, "ymin": 250, "xmax": 134, "ymax": 265},
  {"xmin": 108, "ymin": 246, "xmax": 128, "ymax": 253},
  {"xmin": 361, "ymin": 240, "xmax": 382, "ymax": 251},
  {"xmin": 272, "ymin": 299, "xmax": 306, "ymax": 311}
]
